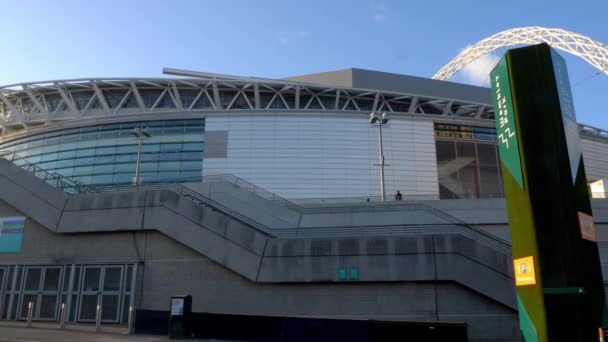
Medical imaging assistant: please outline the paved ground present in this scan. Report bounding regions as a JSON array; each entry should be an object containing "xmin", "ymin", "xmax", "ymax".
[{"xmin": 0, "ymin": 321, "xmax": 231, "ymax": 342}]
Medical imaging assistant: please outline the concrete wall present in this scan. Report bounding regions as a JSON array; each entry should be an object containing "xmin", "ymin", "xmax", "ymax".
[{"xmin": 0, "ymin": 199, "xmax": 518, "ymax": 341}]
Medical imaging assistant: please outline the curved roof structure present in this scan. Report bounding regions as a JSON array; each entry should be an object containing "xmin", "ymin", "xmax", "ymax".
[
  {"xmin": 0, "ymin": 72, "xmax": 495, "ymax": 139},
  {"xmin": 433, "ymin": 26, "xmax": 608, "ymax": 81}
]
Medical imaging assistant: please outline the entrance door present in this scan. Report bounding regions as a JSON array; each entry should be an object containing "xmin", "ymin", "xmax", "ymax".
[
  {"xmin": 19, "ymin": 267, "xmax": 62, "ymax": 321},
  {"xmin": 78, "ymin": 266, "xmax": 124, "ymax": 323}
]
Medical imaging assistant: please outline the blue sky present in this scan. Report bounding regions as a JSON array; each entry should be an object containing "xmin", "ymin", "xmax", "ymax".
[{"xmin": 1, "ymin": 0, "xmax": 607, "ymax": 128}]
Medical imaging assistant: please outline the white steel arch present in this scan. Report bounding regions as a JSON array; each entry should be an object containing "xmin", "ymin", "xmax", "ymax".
[{"xmin": 433, "ymin": 26, "xmax": 608, "ymax": 81}]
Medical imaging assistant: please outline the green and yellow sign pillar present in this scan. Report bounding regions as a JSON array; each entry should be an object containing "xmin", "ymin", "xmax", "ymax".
[{"xmin": 491, "ymin": 43, "xmax": 606, "ymax": 342}]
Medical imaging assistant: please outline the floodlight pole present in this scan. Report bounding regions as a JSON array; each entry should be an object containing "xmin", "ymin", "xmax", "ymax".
[
  {"xmin": 133, "ymin": 127, "xmax": 151, "ymax": 186},
  {"xmin": 377, "ymin": 120, "xmax": 386, "ymax": 202},
  {"xmin": 370, "ymin": 112, "xmax": 388, "ymax": 202}
]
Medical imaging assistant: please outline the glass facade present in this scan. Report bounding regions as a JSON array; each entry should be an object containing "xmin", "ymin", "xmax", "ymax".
[
  {"xmin": 436, "ymin": 140, "xmax": 503, "ymax": 198},
  {"xmin": 0, "ymin": 119, "xmax": 204, "ymax": 185}
]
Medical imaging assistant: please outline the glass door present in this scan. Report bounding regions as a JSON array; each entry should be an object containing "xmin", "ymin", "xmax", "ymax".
[
  {"xmin": 39, "ymin": 267, "xmax": 61, "ymax": 320},
  {"xmin": 78, "ymin": 266, "xmax": 101, "ymax": 322},
  {"xmin": 77, "ymin": 266, "xmax": 124, "ymax": 323},
  {"xmin": 20, "ymin": 267, "xmax": 41, "ymax": 320},
  {"xmin": 100, "ymin": 266, "xmax": 123, "ymax": 323},
  {"xmin": 18, "ymin": 267, "xmax": 63, "ymax": 321}
]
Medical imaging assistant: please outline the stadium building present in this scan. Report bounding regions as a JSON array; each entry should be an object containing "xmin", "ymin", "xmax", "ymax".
[{"xmin": 1, "ymin": 30, "xmax": 608, "ymax": 341}]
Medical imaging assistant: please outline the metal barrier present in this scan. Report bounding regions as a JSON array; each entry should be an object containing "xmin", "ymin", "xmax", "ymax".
[
  {"xmin": 26, "ymin": 301, "xmax": 33, "ymax": 328},
  {"xmin": 0, "ymin": 150, "xmax": 91, "ymax": 194},
  {"xmin": 59, "ymin": 303, "xmax": 67, "ymax": 329},
  {"xmin": 95, "ymin": 305, "xmax": 102, "ymax": 333},
  {"xmin": 203, "ymin": 174, "xmax": 299, "ymax": 209}
]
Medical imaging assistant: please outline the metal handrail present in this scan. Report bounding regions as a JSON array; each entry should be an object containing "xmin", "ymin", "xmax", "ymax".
[
  {"xmin": 0, "ymin": 150, "xmax": 91, "ymax": 194},
  {"xmin": 203, "ymin": 174, "xmax": 299, "ymax": 209},
  {"xmin": 0, "ymin": 152, "xmax": 512, "ymax": 255}
]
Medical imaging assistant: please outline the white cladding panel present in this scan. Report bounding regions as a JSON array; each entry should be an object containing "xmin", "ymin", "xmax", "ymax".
[
  {"xmin": 203, "ymin": 114, "xmax": 439, "ymax": 199},
  {"xmin": 582, "ymin": 138, "xmax": 608, "ymax": 182}
]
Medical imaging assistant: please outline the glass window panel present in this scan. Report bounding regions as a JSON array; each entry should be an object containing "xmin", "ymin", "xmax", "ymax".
[
  {"xmin": 163, "ymin": 127, "xmax": 184, "ymax": 135},
  {"xmin": 55, "ymin": 168, "xmax": 74, "ymax": 177},
  {"xmin": 139, "ymin": 162, "xmax": 158, "ymax": 172},
  {"xmin": 158, "ymin": 161, "xmax": 180, "ymax": 172},
  {"xmin": 96, "ymin": 146, "xmax": 116, "ymax": 155},
  {"xmin": 113, "ymin": 173, "xmax": 134, "ymax": 184},
  {"xmin": 21, "ymin": 294, "xmax": 37, "ymax": 318},
  {"xmin": 160, "ymin": 143, "xmax": 182, "ymax": 152},
  {"xmin": 140, "ymin": 172, "xmax": 158, "ymax": 183},
  {"xmin": 93, "ymin": 164, "xmax": 114, "ymax": 174},
  {"xmin": 158, "ymin": 172, "xmax": 180, "ymax": 180},
  {"xmin": 93, "ymin": 174, "xmax": 114, "ymax": 184},
  {"xmin": 15, "ymin": 267, "xmax": 23, "ymax": 289},
  {"xmin": 456, "ymin": 141, "xmax": 475, "ymax": 158},
  {"xmin": 57, "ymin": 150, "xmax": 77, "ymax": 159},
  {"xmin": 73, "ymin": 176, "xmax": 93, "ymax": 184},
  {"xmin": 2, "ymin": 294, "xmax": 9, "ymax": 319},
  {"xmin": 43, "ymin": 268, "xmax": 61, "ymax": 291},
  {"xmin": 62, "ymin": 268, "xmax": 71, "ymax": 291},
  {"xmin": 72, "ymin": 267, "xmax": 81, "ymax": 292},
  {"xmin": 121, "ymin": 295, "xmax": 130, "ymax": 324},
  {"xmin": 74, "ymin": 157, "xmax": 95, "ymax": 166},
  {"xmin": 181, "ymin": 152, "xmax": 202, "ymax": 161},
  {"xmin": 61, "ymin": 134, "xmax": 79, "ymax": 143},
  {"xmin": 39, "ymin": 295, "xmax": 57, "ymax": 319},
  {"xmin": 83, "ymin": 268, "xmax": 100, "ymax": 292},
  {"xmin": 183, "ymin": 142, "xmax": 204, "ymax": 151},
  {"xmin": 185, "ymin": 126, "xmax": 204, "ymax": 134},
  {"xmin": 93, "ymin": 157, "xmax": 115, "ymax": 166},
  {"xmin": 180, "ymin": 171, "xmax": 201, "ymax": 180},
  {"xmin": 56, "ymin": 159, "xmax": 75, "ymax": 169},
  {"xmin": 79, "ymin": 295, "xmax": 98, "ymax": 320},
  {"xmin": 99, "ymin": 130, "xmax": 119, "ymax": 139},
  {"xmin": 76, "ymin": 148, "xmax": 95, "ymax": 158},
  {"xmin": 116, "ymin": 145, "xmax": 137, "ymax": 154},
  {"xmin": 141, "ymin": 144, "xmax": 160, "ymax": 153},
  {"xmin": 101, "ymin": 295, "xmax": 119, "ymax": 321},
  {"xmin": 159, "ymin": 152, "xmax": 181, "ymax": 161},
  {"xmin": 69, "ymin": 294, "xmax": 78, "ymax": 322},
  {"xmin": 25, "ymin": 268, "xmax": 41, "ymax": 291},
  {"xmin": 477, "ymin": 143, "xmax": 498, "ymax": 166},
  {"xmin": 73, "ymin": 166, "xmax": 93, "ymax": 176},
  {"xmin": 124, "ymin": 266, "xmax": 132, "ymax": 292},
  {"xmin": 116, "ymin": 154, "xmax": 137, "ymax": 163},
  {"xmin": 114, "ymin": 163, "xmax": 136, "ymax": 173},
  {"xmin": 103, "ymin": 268, "xmax": 122, "ymax": 292},
  {"xmin": 182, "ymin": 161, "xmax": 202, "ymax": 171},
  {"xmin": 141, "ymin": 153, "xmax": 160, "ymax": 162}
]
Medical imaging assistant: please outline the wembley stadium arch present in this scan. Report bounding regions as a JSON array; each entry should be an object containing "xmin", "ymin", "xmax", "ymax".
[{"xmin": 433, "ymin": 26, "xmax": 608, "ymax": 81}]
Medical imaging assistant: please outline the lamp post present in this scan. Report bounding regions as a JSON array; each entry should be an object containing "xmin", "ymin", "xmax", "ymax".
[
  {"xmin": 132, "ymin": 127, "xmax": 152, "ymax": 185},
  {"xmin": 369, "ymin": 112, "xmax": 388, "ymax": 202}
]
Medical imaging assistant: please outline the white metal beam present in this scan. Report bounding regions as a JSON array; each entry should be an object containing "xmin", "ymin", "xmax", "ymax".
[
  {"xmin": 0, "ymin": 93, "xmax": 27, "ymax": 128},
  {"xmin": 91, "ymin": 81, "xmax": 111, "ymax": 113},
  {"xmin": 130, "ymin": 81, "xmax": 147, "ymax": 112},
  {"xmin": 22, "ymin": 86, "xmax": 47, "ymax": 114}
]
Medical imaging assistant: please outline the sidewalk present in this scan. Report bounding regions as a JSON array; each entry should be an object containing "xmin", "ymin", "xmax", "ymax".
[{"xmin": 0, "ymin": 321, "xmax": 230, "ymax": 342}]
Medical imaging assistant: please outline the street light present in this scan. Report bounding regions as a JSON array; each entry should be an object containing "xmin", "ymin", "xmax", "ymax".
[
  {"xmin": 369, "ymin": 112, "xmax": 388, "ymax": 202},
  {"xmin": 132, "ymin": 127, "xmax": 152, "ymax": 185}
]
